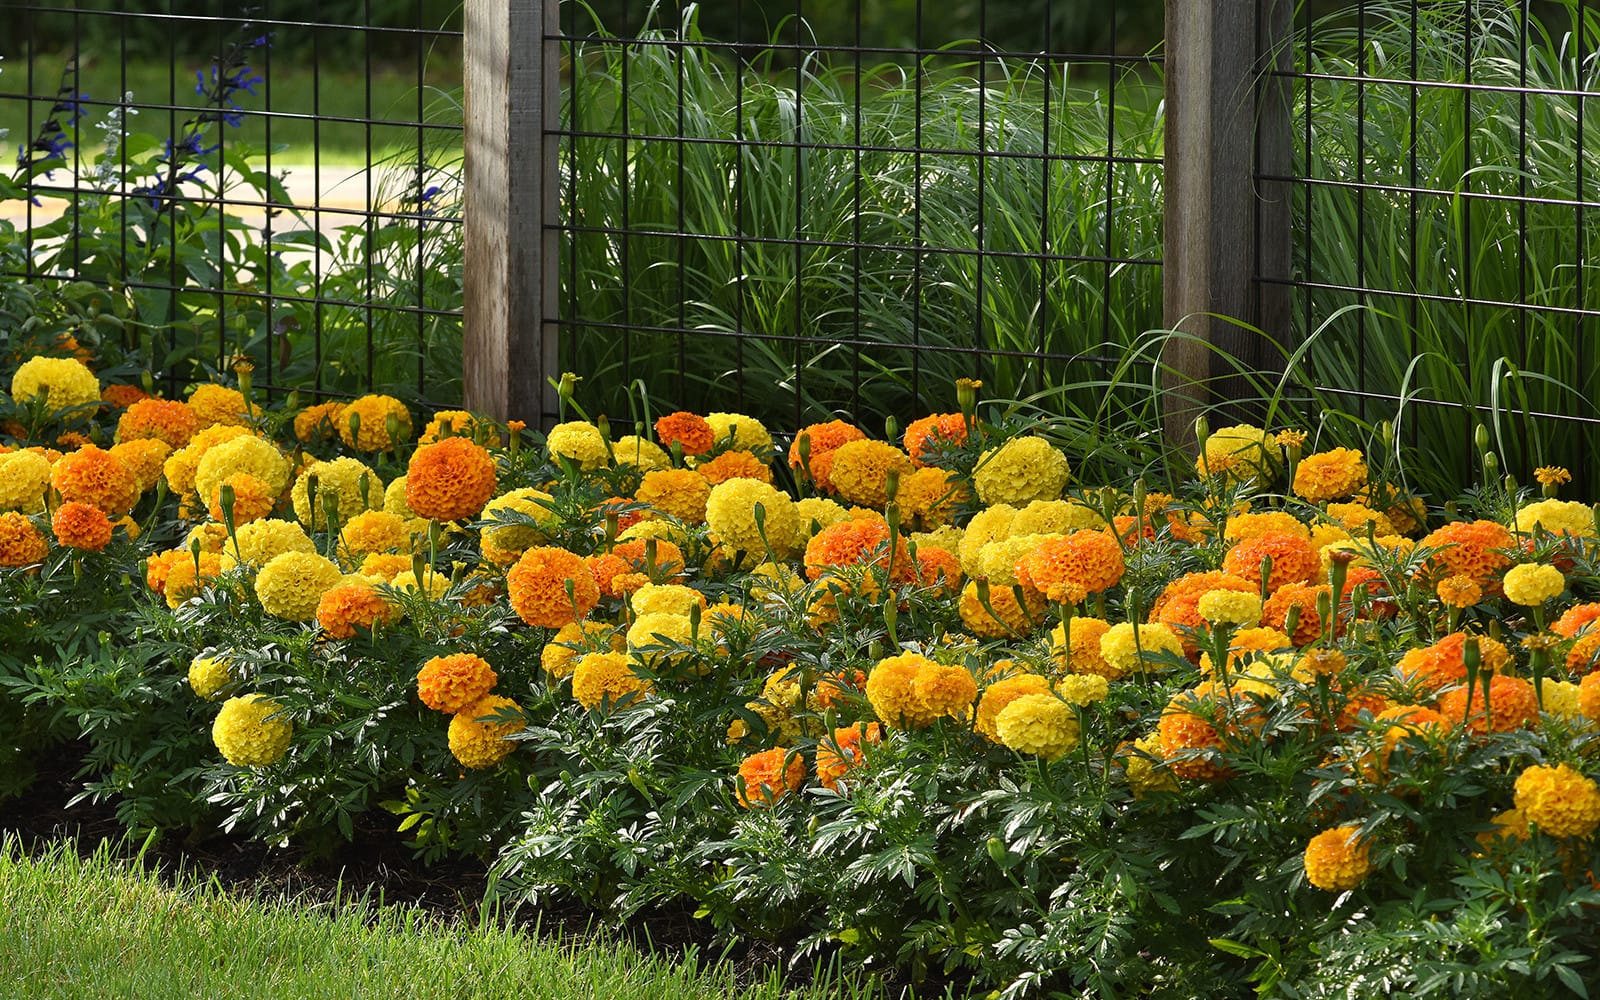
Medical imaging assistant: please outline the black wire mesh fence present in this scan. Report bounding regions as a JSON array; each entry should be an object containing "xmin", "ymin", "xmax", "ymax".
[
  {"xmin": 549, "ymin": 1, "xmax": 1166, "ymax": 433},
  {"xmin": 1265, "ymin": 0, "xmax": 1600, "ymax": 490},
  {"xmin": 0, "ymin": 2, "xmax": 464, "ymax": 405}
]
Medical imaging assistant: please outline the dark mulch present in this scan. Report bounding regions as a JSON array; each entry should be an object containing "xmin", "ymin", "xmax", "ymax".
[{"xmin": 0, "ymin": 745, "xmax": 798, "ymax": 986}]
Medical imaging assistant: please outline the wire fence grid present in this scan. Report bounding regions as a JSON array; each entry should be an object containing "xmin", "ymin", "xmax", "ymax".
[{"xmin": 0, "ymin": 1, "xmax": 464, "ymax": 405}]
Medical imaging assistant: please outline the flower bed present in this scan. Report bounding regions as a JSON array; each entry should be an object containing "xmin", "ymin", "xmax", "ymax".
[{"xmin": 2, "ymin": 349, "xmax": 1599, "ymax": 997}]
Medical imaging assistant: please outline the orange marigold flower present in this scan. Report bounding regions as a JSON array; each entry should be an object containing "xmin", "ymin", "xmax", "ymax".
[
  {"xmin": 405, "ymin": 436, "xmax": 498, "ymax": 522},
  {"xmin": 915, "ymin": 544, "xmax": 963, "ymax": 594},
  {"xmin": 812, "ymin": 667, "xmax": 867, "ymax": 710},
  {"xmin": 50, "ymin": 444, "xmax": 140, "ymax": 517},
  {"xmin": 1419, "ymin": 519, "xmax": 1514, "ymax": 592},
  {"xmin": 1579, "ymin": 672, "xmax": 1600, "ymax": 721},
  {"xmin": 1014, "ymin": 530, "xmax": 1125, "ymax": 605},
  {"xmin": 1224, "ymin": 511, "xmax": 1311, "ymax": 544},
  {"xmin": 736, "ymin": 746, "xmax": 806, "ymax": 808},
  {"xmin": 585, "ymin": 551, "xmax": 632, "ymax": 599},
  {"xmin": 635, "ymin": 468, "xmax": 712, "ymax": 523},
  {"xmin": 611, "ymin": 537, "xmax": 686, "ymax": 579},
  {"xmin": 1436, "ymin": 673, "xmax": 1540, "ymax": 734},
  {"xmin": 653, "ymin": 411, "xmax": 715, "ymax": 457},
  {"xmin": 902, "ymin": 412, "xmax": 969, "ymax": 468},
  {"xmin": 1149, "ymin": 571, "xmax": 1258, "ymax": 656},
  {"xmin": 1157, "ymin": 689, "xmax": 1231, "ymax": 781},
  {"xmin": 695, "ymin": 449, "xmax": 771, "ymax": 486},
  {"xmin": 1303, "ymin": 825, "xmax": 1374, "ymax": 891},
  {"xmin": 51, "ymin": 501, "xmax": 112, "ymax": 552},
  {"xmin": 1534, "ymin": 465, "xmax": 1573, "ymax": 488},
  {"xmin": 144, "ymin": 547, "xmax": 186, "ymax": 595},
  {"xmin": 293, "ymin": 401, "xmax": 347, "ymax": 443},
  {"xmin": 1222, "ymin": 530, "xmax": 1320, "ymax": 593},
  {"xmin": 115, "ymin": 398, "xmax": 198, "ymax": 449},
  {"xmin": 0, "ymin": 511, "xmax": 49, "ymax": 567},
  {"xmin": 100, "ymin": 383, "xmax": 150, "ymax": 410},
  {"xmin": 1397, "ymin": 632, "xmax": 1512, "ymax": 690},
  {"xmin": 816, "ymin": 722, "xmax": 884, "ymax": 793},
  {"xmin": 803, "ymin": 518, "xmax": 915, "ymax": 583},
  {"xmin": 1293, "ymin": 447, "xmax": 1368, "ymax": 503},
  {"xmin": 163, "ymin": 550, "xmax": 225, "ymax": 607},
  {"xmin": 416, "ymin": 652, "xmax": 499, "ymax": 715},
  {"xmin": 594, "ymin": 496, "xmax": 650, "ymax": 534},
  {"xmin": 1436, "ymin": 574, "xmax": 1483, "ymax": 609},
  {"xmin": 109, "ymin": 439, "xmax": 172, "ymax": 495},
  {"xmin": 788, "ymin": 420, "xmax": 866, "ymax": 491},
  {"xmin": 207, "ymin": 472, "xmax": 275, "ymax": 524},
  {"xmin": 912, "ymin": 662, "xmax": 978, "ymax": 722},
  {"xmin": 1262, "ymin": 582, "xmax": 1334, "ymax": 647},
  {"xmin": 866, "ymin": 652, "xmax": 940, "ymax": 727},
  {"xmin": 317, "ymin": 582, "xmax": 401, "ymax": 639},
  {"xmin": 507, "ymin": 546, "xmax": 600, "ymax": 628}
]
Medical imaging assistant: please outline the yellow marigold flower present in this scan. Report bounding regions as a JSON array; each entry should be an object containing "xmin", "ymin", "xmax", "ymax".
[
  {"xmin": 253, "ymin": 550, "xmax": 343, "ymax": 621},
  {"xmin": 1293, "ymin": 447, "xmax": 1368, "ymax": 503},
  {"xmin": 212, "ymin": 694, "xmax": 293, "ymax": 767},
  {"xmin": 545, "ymin": 420, "xmax": 610, "ymax": 470},
  {"xmin": 51, "ymin": 501, "xmax": 112, "ymax": 552},
  {"xmin": 636, "ymin": 468, "xmax": 712, "ymax": 523},
  {"xmin": 406, "ymin": 436, "xmax": 498, "ymax": 522},
  {"xmin": 626, "ymin": 611, "xmax": 696, "ymax": 668},
  {"xmin": 958, "ymin": 580, "xmax": 1045, "ymax": 639},
  {"xmin": 293, "ymin": 401, "xmax": 347, "ymax": 443},
  {"xmin": 219, "ymin": 519, "xmax": 315, "ymax": 570},
  {"xmin": 316, "ymin": 581, "xmax": 400, "ymax": 639},
  {"xmin": 1225, "ymin": 510, "xmax": 1311, "ymax": 544},
  {"xmin": 703, "ymin": 411, "xmax": 772, "ymax": 454},
  {"xmin": 1503, "ymin": 563, "xmax": 1565, "ymax": 606},
  {"xmin": 447, "ymin": 694, "xmax": 523, "ymax": 770},
  {"xmin": 976, "ymin": 672, "xmax": 1053, "ymax": 742},
  {"xmin": 958, "ymin": 504, "xmax": 1019, "ymax": 578},
  {"xmin": 50, "ymin": 444, "xmax": 140, "ymax": 517},
  {"xmin": 1537, "ymin": 679, "xmax": 1583, "ymax": 720},
  {"xmin": 1477, "ymin": 808, "xmax": 1531, "ymax": 853},
  {"xmin": 186, "ymin": 383, "xmax": 248, "ymax": 429},
  {"xmin": 973, "ymin": 436, "xmax": 1071, "ymax": 507},
  {"xmin": 1323, "ymin": 502, "xmax": 1395, "ymax": 538},
  {"xmin": 1275, "ymin": 428, "xmax": 1308, "ymax": 451},
  {"xmin": 912, "ymin": 662, "xmax": 978, "ymax": 722},
  {"xmin": 1121, "ymin": 733, "xmax": 1179, "ymax": 796},
  {"xmin": 792, "ymin": 497, "xmax": 853, "ymax": 545},
  {"xmin": 507, "ymin": 546, "xmax": 599, "ymax": 628},
  {"xmin": 416, "ymin": 652, "xmax": 499, "ymax": 715},
  {"xmin": 389, "ymin": 565, "xmax": 451, "ymax": 600},
  {"xmin": 162, "ymin": 424, "xmax": 251, "ymax": 501},
  {"xmin": 1050, "ymin": 615, "xmax": 1115, "ymax": 677},
  {"xmin": 338, "ymin": 394, "xmax": 412, "ymax": 451},
  {"xmin": 192, "ymin": 435, "xmax": 290, "ymax": 512},
  {"xmin": 571, "ymin": 650, "xmax": 652, "ymax": 710},
  {"xmin": 0, "ymin": 450, "xmax": 52, "ymax": 513},
  {"xmin": 1513, "ymin": 499, "xmax": 1594, "ymax": 538},
  {"xmin": 1197, "ymin": 424, "xmax": 1279, "ymax": 484},
  {"xmin": 164, "ymin": 551, "xmax": 225, "ymax": 607},
  {"xmin": 115, "ymin": 398, "xmax": 198, "ymax": 449},
  {"xmin": 418, "ymin": 409, "xmax": 500, "ymax": 447},
  {"xmin": 1011, "ymin": 499, "xmax": 1106, "ymax": 536},
  {"xmin": 1534, "ymin": 466, "xmax": 1573, "ymax": 488},
  {"xmin": 736, "ymin": 746, "xmax": 806, "ymax": 808},
  {"xmin": 630, "ymin": 582, "xmax": 707, "ymax": 618},
  {"xmin": 1513, "ymin": 763, "xmax": 1600, "ymax": 838},
  {"xmin": 1196, "ymin": 589, "xmax": 1264, "ymax": 627},
  {"xmin": 705, "ymin": 478, "xmax": 800, "ymax": 565},
  {"xmin": 1056, "ymin": 673, "xmax": 1110, "ymax": 706},
  {"xmin": 541, "ymin": 621, "xmax": 622, "ymax": 680},
  {"xmin": 995, "ymin": 693, "xmax": 1080, "ymax": 759},
  {"xmin": 187, "ymin": 653, "xmax": 235, "ymax": 701},
  {"xmin": 1436, "ymin": 574, "xmax": 1483, "ymax": 609},
  {"xmin": 12, "ymin": 356, "xmax": 100, "ymax": 412},
  {"xmin": 827, "ymin": 439, "xmax": 915, "ymax": 509},
  {"xmin": 598, "ymin": 433, "xmax": 664, "ymax": 472},
  {"xmin": 1100, "ymin": 621, "xmax": 1184, "ymax": 678},
  {"xmin": 867, "ymin": 652, "xmax": 942, "ymax": 727},
  {"xmin": 291, "ymin": 456, "xmax": 382, "ymax": 530},
  {"xmin": 337, "ymin": 510, "xmax": 410, "ymax": 561},
  {"xmin": 1303, "ymin": 825, "xmax": 1373, "ymax": 891}
]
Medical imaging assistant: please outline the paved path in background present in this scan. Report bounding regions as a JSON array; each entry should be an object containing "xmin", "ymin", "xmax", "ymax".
[{"xmin": 1, "ymin": 163, "xmax": 442, "ymax": 231}]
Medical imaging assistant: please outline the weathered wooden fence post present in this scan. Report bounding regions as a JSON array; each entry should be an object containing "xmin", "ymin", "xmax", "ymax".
[
  {"xmin": 463, "ymin": 0, "xmax": 561, "ymax": 426},
  {"xmin": 1162, "ymin": 0, "xmax": 1294, "ymax": 446}
]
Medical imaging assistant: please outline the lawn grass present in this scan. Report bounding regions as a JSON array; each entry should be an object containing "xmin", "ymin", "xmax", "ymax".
[
  {"xmin": 0, "ymin": 51, "xmax": 463, "ymax": 169},
  {"xmin": 0, "ymin": 834, "xmax": 901, "ymax": 1000}
]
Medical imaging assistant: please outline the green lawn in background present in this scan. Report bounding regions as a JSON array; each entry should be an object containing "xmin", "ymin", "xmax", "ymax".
[
  {"xmin": 0, "ymin": 53, "xmax": 464, "ymax": 169},
  {"xmin": 0, "ymin": 836, "xmax": 898, "ymax": 1000}
]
